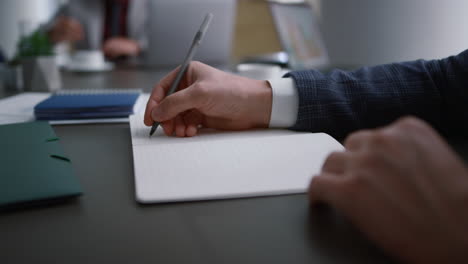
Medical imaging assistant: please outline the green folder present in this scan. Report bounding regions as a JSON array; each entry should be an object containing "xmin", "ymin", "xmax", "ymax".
[{"xmin": 0, "ymin": 122, "xmax": 82, "ymax": 210}]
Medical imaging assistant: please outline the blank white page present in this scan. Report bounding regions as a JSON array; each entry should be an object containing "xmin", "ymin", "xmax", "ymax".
[
  {"xmin": 130, "ymin": 115, "xmax": 344, "ymax": 203},
  {"xmin": 0, "ymin": 93, "xmax": 47, "ymax": 124}
]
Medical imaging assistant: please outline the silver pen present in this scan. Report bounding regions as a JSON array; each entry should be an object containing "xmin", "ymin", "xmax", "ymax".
[{"xmin": 150, "ymin": 13, "xmax": 214, "ymax": 136}]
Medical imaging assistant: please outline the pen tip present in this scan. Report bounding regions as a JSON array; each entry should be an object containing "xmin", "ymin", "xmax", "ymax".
[
  {"xmin": 150, "ymin": 122, "xmax": 160, "ymax": 137},
  {"xmin": 149, "ymin": 129, "xmax": 155, "ymax": 137}
]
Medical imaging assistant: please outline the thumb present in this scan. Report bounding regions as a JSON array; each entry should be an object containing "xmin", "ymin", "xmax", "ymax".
[
  {"xmin": 151, "ymin": 86, "xmax": 201, "ymax": 122},
  {"xmin": 308, "ymin": 173, "xmax": 344, "ymax": 207}
]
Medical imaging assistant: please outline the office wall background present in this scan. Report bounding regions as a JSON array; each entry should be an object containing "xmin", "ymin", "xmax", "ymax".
[
  {"xmin": 0, "ymin": 0, "xmax": 65, "ymax": 59},
  {"xmin": 321, "ymin": 0, "xmax": 468, "ymax": 66}
]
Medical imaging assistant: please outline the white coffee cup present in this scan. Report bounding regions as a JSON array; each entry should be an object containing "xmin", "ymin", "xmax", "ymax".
[
  {"xmin": 236, "ymin": 63, "xmax": 282, "ymax": 80},
  {"xmin": 71, "ymin": 50, "xmax": 106, "ymax": 68}
]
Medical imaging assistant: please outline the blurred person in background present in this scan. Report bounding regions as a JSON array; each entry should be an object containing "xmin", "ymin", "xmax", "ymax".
[{"xmin": 48, "ymin": 0, "xmax": 148, "ymax": 59}]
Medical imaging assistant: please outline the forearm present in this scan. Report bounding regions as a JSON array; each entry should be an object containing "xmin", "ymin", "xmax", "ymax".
[{"xmin": 285, "ymin": 50, "xmax": 468, "ymax": 140}]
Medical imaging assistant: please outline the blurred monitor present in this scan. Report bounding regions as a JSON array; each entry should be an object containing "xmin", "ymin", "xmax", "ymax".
[
  {"xmin": 146, "ymin": 0, "xmax": 236, "ymax": 67},
  {"xmin": 269, "ymin": 1, "xmax": 329, "ymax": 70}
]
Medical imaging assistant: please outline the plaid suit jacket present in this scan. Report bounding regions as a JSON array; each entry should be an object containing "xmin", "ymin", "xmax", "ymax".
[{"xmin": 285, "ymin": 50, "xmax": 468, "ymax": 140}]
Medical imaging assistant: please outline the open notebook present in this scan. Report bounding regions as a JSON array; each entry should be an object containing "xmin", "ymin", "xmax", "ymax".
[{"xmin": 130, "ymin": 115, "xmax": 344, "ymax": 203}]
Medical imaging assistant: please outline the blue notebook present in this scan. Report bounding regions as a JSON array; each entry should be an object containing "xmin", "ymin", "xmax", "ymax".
[{"xmin": 34, "ymin": 90, "xmax": 140, "ymax": 120}]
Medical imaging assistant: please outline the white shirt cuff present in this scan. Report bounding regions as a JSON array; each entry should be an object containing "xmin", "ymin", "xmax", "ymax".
[{"xmin": 267, "ymin": 77, "xmax": 299, "ymax": 128}]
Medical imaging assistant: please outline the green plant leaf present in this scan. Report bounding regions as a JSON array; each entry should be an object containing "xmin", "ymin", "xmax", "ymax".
[{"xmin": 14, "ymin": 28, "xmax": 54, "ymax": 59}]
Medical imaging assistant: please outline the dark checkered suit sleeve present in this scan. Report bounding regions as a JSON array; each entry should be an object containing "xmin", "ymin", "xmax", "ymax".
[{"xmin": 284, "ymin": 49, "xmax": 468, "ymax": 140}]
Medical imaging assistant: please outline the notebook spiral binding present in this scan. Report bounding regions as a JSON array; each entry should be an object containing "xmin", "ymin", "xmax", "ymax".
[{"xmin": 55, "ymin": 89, "xmax": 142, "ymax": 95}]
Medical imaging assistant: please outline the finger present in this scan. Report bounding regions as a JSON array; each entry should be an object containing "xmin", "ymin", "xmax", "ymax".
[
  {"xmin": 108, "ymin": 51, "xmax": 120, "ymax": 58},
  {"xmin": 144, "ymin": 98, "xmax": 159, "ymax": 126},
  {"xmin": 71, "ymin": 22, "xmax": 84, "ymax": 36},
  {"xmin": 151, "ymin": 86, "xmax": 203, "ymax": 122},
  {"xmin": 185, "ymin": 125, "xmax": 198, "ymax": 137},
  {"xmin": 73, "ymin": 24, "xmax": 84, "ymax": 39},
  {"xmin": 145, "ymin": 68, "xmax": 182, "ymax": 125},
  {"xmin": 321, "ymin": 151, "xmax": 348, "ymax": 174},
  {"xmin": 68, "ymin": 27, "xmax": 83, "ymax": 41},
  {"xmin": 308, "ymin": 173, "xmax": 345, "ymax": 206},
  {"xmin": 63, "ymin": 20, "xmax": 82, "ymax": 38},
  {"xmin": 66, "ymin": 18, "xmax": 81, "ymax": 30},
  {"xmin": 160, "ymin": 120, "xmax": 175, "ymax": 136},
  {"xmin": 150, "ymin": 67, "xmax": 182, "ymax": 101},
  {"xmin": 174, "ymin": 115, "xmax": 186, "ymax": 137},
  {"xmin": 55, "ymin": 16, "xmax": 67, "ymax": 28},
  {"xmin": 344, "ymin": 129, "xmax": 374, "ymax": 152},
  {"xmin": 104, "ymin": 46, "xmax": 120, "ymax": 58},
  {"xmin": 57, "ymin": 27, "xmax": 76, "ymax": 42},
  {"xmin": 102, "ymin": 45, "xmax": 112, "ymax": 55},
  {"xmin": 69, "ymin": 32, "xmax": 82, "ymax": 42},
  {"xmin": 64, "ymin": 23, "xmax": 80, "ymax": 35},
  {"xmin": 389, "ymin": 116, "xmax": 441, "ymax": 144},
  {"xmin": 63, "ymin": 18, "xmax": 75, "ymax": 28},
  {"xmin": 103, "ymin": 42, "xmax": 120, "ymax": 55},
  {"xmin": 64, "ymin": 29, "xmax": 81, "ymax": 42},
  {"xmin": 183, "ymin": 110, "xmax": 203, "ymax": 137}
]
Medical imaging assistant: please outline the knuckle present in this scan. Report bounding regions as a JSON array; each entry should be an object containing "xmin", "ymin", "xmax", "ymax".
[
  {"xmin": 322, "ymin": 152, "xmax": 343, "ymax": 171},
  {"xmin": 327, "ymin": 151, "xmax": 343, "ymax": 162},
  {"xmin": 390, "ymin": 116, "xmax": 437, "ymax": 140},
  {"xmin": 344, "ymin": 130, "xmax": 367, "ymax": 148},
  {"xmin": 341, "ymin": 173, "xmax": 368, "ymax": 199},
  {"xmin": 192, "ymin": 82, "xmax": 210, "ymax": 98},
  {"xmin": 354, "ymin": 151, "xmax": 380, "ymax": 169},
  {"xmin": 343, "ymin": 135, "xmax": 354, "ymax": 148},
  {"xmin": 158, "ymin": 100, "xmax": 170, "ymax": 115},
  {"xmin": 191, "ymin": 82, "xmax": 203, "ymax": 93},
  {"xmin": 368, "ymin": 130, "xmax": 393, "ymax": 146},
  {"xmin": 395, "ymin": 116, "xmax": 426, "ymax": 130},
  {"xmin": 344, "ymin": 130, "xmax": 361, "ymax": 143},
  {"xmin": 190, "ymin": 61, "xmax": 202, "ymax": 68}
]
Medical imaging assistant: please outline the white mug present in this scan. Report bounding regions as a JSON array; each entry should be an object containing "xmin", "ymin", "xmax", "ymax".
[
  {"xmin": 71, "ymin": 50, "xmax": 106, "ymax": 68},
  {"xmin": 236, "ymin": 63, "xmax": 282, "ymax": 80}
]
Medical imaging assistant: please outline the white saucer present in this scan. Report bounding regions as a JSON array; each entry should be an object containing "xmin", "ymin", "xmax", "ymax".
[{"xmin": 64, "ymin": 62, "xmax": 115, "ymax": 72}]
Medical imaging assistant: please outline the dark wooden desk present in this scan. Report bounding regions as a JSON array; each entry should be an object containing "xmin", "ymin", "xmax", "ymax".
[{"xmin": 0, "ymin": 69, "xmax": 395, "ymax": 263}]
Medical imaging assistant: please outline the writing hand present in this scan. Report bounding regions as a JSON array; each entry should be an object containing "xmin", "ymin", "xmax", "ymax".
[{"xmin": 144, "ymin": 61, "xmax": 272, "ymax": 137}]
